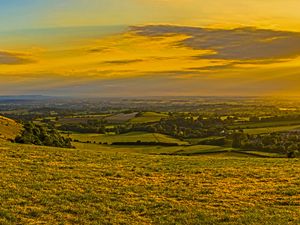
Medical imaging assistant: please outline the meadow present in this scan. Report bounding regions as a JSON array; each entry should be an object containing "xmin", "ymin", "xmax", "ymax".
[
  {"xmin": 0, "ymin": 141, "xmax": 299, "ymax": 224},
  {"xmin": 230, "ymin": 120, "xmax": 300, "ymax": 130},
  {"xmin": 130, "ymin": 112, "xmax": 169, "ymax": 124},
  {"xmin": 69, "ymin": 132, "xmax": 188, "ymax": 145},
  {"xmin": 244, "ymin": 125, "xmax": 300, "ymax": 135}
]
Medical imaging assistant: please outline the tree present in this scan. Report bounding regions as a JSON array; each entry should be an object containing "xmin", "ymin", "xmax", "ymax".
[{"xmin": 232, "ymin": 132, "xmax": 245, "ymax": 148}]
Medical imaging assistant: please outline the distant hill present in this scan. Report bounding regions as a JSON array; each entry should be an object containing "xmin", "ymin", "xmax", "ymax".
[
  {"xmin": 0, "ymin": 95, "xmax": 54, "ymax": 102},
  {"xmin": 0, "ymin": 116, "xmax": 22, "ymax": 141}
]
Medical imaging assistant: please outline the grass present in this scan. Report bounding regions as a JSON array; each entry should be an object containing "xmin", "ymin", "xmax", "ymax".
[
  {"xmin": 58, "ymin": 115, "xmax": 107, "ymax": 124},
  {"xmin": 244, "ymin": 125, "xmax": 300, "ymax": 134},
  {"xmin": 71, "ymin": 143, "xmax": 288, "ymax": 158},
  {"xmin": 230, "ymin": 120, "xmax": 300, "ymax": 129},
  {"xmin": 165, "ymin": 145, "xmax": 233, "ymax": 155},
  {"xmin": 240, "ymin": 150, "xmax": 284, "ymax": 158},
  {"xmin": 130, "ymin": 112, "xmax": 169, "ymax": 124},
  {"xmin": 0, "ymin": 141, "xmax": 299, "ymax": 224},
  {"xmin": 72, "ymin": 143, "xmax": 228, "ymax": 155},
  {"xmin": 185, "ymin": 136, "xmax": 224, "ymax": 145},
  {"xmin": 69, "ymin": 131, "xmax": 188, "ymax": 145},
  {"xmin": 0, "ymin": 116, "xmax": 22, "ymax": 141},
  {"xmin": 105, "ymin": 113, "xmax": 138, "ymax": 123}
]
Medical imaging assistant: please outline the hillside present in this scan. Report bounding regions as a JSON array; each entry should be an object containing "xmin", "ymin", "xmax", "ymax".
[
  {"xmin": 0, "ymin": 115, "xmax": 22, "ymax": 141},
  {"xmin": 0, "ymin": 142, "xmax": 298, "ymax": 224}
]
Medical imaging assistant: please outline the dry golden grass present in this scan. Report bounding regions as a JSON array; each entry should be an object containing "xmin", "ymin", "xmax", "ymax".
[
  {"xmin": 0, "ymin": 141, "xmax": 299, "ymax": 224},
  {"xmin": 0, "ymin": 116, "xmax": 22, "ymax": 141}
]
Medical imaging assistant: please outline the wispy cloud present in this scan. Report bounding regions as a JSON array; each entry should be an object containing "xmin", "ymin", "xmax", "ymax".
[
  {"xmin": 0, "ymin": 51, "xmax": 34, "ymax": 65},
  {"xmin": 103, "ymin": 59, "xmax": 144, "ymax": 65}
]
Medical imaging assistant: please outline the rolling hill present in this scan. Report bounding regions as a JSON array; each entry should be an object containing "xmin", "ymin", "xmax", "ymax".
[{"xmin": 0, "ymin": 115, "xmax": 22, "ymax": 141}]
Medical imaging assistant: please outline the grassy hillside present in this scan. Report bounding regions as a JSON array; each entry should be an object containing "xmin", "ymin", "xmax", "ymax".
[
  {"xmin": 0, "ymin": 116, "xmax": 22, "ymax": 141},
  {"xmin": 0, "ymin": 141, "xmax": 299, "ymax": 224}
]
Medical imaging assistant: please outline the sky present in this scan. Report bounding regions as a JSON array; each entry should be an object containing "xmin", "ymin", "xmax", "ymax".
[{"xmin": 1, "ymin": 0, "xmax": 300, "ymax": 96}]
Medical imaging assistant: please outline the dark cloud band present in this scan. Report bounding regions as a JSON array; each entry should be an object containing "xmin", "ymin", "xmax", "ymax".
[{"xmin": 131, "ymin": 25, "xmax": 300, "ymax": 61}]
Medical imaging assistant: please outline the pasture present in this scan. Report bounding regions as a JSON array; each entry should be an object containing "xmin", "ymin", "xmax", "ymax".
[
  {"xmin": 105, "ymin": 113, "xmax": 138, "ymax": 123},
  {"xmin": 230, "ymin": 120, "xmax": 300, "ymax": 129},
  {"xmin": 58, "ymin": 115, "xmax": 108, "ymax": 124},
  {"xmin": 130, "ymin": 112, "xmax": 169, "ymax": 123},
  {"xmin": 0, "ymin": 141, "xmax": 299, "ymax": 224},
  {"xmin": 244, "ymin": 125, "xmax": 300, "ymax": 134},
  {"xmin": 69, "ymin": 131, "xmax": 188, "ymax": 145}
]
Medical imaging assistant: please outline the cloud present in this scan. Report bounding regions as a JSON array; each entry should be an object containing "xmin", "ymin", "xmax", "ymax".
[
  {"xmin": 103, "ymin": 59, "xmax": 144, "ymax": 65},
  {"xmin": 186, "ymin": 59, "xmax": 290, "ymax": 71},
  {"xmin": 131, "ymin": 25, "xmax": 300, "ymax": 61},
  {"xmin": 0, "ymin": 51, "xmax": 34, "ymax": 65},
  {"xmin": 187, "ymin": 63, "xmax": 237, "ymax": 71}
]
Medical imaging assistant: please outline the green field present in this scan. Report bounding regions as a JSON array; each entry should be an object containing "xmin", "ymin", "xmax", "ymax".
[
  {"xmin": 244, "ymin": 125, "xmax": 300, "ymax": 134},
  {"xmin": 230, "ymin": 120, "xmax": 300, "ymax": 129},
  {"xmin": 0, "ymin": 141, "xmax": 299, "ymax": 224},
  {"xmin": 105, "ymin": 113, "xmax": 138, "ymax": 123},
  {"xmin": 185, "ymin": 136, "xmax": 224, "ymax": 145},
  {"xmin": 72, "ymin": 143, "xmax": 288, "ymax": 159},
  {"xmin": 58, "ymin": 115, "xmax": 108, "ymax": 124},
  {"xmin": 130, "ymin": 112, "xmax": 169, "ymax": 123},
  {"xmin": 69, "ymin": 132, "xmax": 188, "ymax": 145},
  {"xmin": 72, "ymin": 143, "xmax": 229, "ymax": 155}
]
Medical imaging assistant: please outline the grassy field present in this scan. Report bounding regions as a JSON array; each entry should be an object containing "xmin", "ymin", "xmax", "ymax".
[
  {"xmin": 69, "ymin": 132, "xmax": 188, "ymax": 145},
  {"xmin": 105, "ymin": 113, "xmax": 138, "ymax": 123},
  {"xmin": 130, "ymin": 112, "xmax": 169, "ymax": 124},
  {"xmin": 244, "ymin": 125, "xmax": 300, "ymax": 134},
  {"xmin": 230, "ymin": 120, "xmax": 300, "ymax": 129},
  {"xmin": 185, "ymin": 136, "xmax": 224, "ymax": 145},
  {"xmin": 57, "ymin": 115, "xmax": 108, "ymax": 124},
  {"xmin": 72, "ymin": 143, "xmax": 288, "ymax": 158},
  {"xmin": 72, "ymin": 143, "xmax": 229, "ymax": 155},
  {"xmin": 0, "ymin": 141, "xmax": 299, "ymax": 224}
]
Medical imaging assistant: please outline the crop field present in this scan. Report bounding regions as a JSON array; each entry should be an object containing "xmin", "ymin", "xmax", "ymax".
[
  {"xmin": 0, "ymin": 141, "xmax": 299, "ymax": 224},
  {"xmin": 130, "ymin": 112, "xmax": 169, "ymax": 123},
  {"xmin": 69, "ymin": 132, "xmax": 188, "ymax": 145},
  {"xmin": 105, "ymin": 113, "xmax": 139, "ymax": 123},
  {"xmin": 58, "ymin": 115, "xmax": 108, "ymax": 124}
]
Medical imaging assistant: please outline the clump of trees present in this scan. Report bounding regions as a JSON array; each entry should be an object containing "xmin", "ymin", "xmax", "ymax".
[
  {"xmin": 15, "ymin": 122, "xmax": 73, "ymax": 148},
  {"xmin": 231, "ymin": 131, "xmax": 300, "ymax": 158},
  {"xmin": 112, "ymin": 115, "xmax": 230, "ymax": 139},
  {"xmin": 59, "ymin": 119, "xmax": 106, "ymax": 134}
]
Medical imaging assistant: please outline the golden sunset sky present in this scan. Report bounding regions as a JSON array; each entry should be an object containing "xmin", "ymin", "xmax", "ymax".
[{"xmin": 1, "ymin": 0, "xmax": 300, "ymax": 96}]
